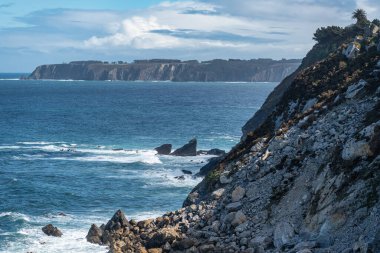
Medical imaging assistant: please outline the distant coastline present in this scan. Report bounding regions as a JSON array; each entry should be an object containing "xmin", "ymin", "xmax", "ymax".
[{"xmin": 27, "ymin": 58, "xmax": 301, "ymax": 82}]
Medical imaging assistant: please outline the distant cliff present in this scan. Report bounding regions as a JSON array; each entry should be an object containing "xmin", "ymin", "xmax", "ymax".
[{"xmin": 28, "ymin": 59, "xmax": 301, "ymax": 82}]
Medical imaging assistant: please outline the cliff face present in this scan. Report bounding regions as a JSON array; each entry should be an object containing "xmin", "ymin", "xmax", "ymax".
[
  {"xmin": 86, "ymin": 24, "xmax": 380, "ymax": 253},
  {"xmin": 28, "ymin": 59, "xmax": 300, "ymax": 82}
]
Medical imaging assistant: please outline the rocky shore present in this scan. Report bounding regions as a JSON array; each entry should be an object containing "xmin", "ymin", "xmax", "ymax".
[{"xmin": 85, "ymin": 18, "xmax": 380, "ymax": 253}]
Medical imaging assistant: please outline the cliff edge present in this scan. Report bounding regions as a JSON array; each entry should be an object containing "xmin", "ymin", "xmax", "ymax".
[
  {"xmin": 28, "ymin": 59, "xmax": 300, "ymax": 82},
  {"xmin": 86, "ymin": 17, "xmax": 380, "ymax": 253}
]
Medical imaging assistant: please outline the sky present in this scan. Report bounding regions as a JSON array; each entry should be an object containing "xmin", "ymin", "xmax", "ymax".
[{"xmin": 1, "ymin": 0, "xmax": 380, "ymax": 72}]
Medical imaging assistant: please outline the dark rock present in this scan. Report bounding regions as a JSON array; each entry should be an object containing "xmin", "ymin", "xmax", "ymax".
[
  {"xmin": 182, "ymin": 170, "xmax": 193, "ymax": 175},
  {"xmin": 171, "ymin": 237, "xmax": 196, "ymax": 250},
  {"xmin": 86, "ymin": 224, "xmax": 103, "ymax": 244},
  {"xmin": 171, "ymin": 139, "xmax": 197, "ymax": 156},
  {"xmin": 42, "ymin": 224, "xmax": 62, "ymax": 237},
  {"xmin": 104, "ymin": 209, "xmax": 130, "ymax": 232},
  {"xmin": 175, "ymin": 175, "xmax": 185, "ymax": 180},
  {"xmin": 205, "ymin": 148, "xmax": 226, "ymax": 156},
  {"xmin": 195, "ymin": 156, "xmax": 224, "ymax": 177},
  {"xmin": 145, "ymin": 228, "xmax": 180, "ymax": 248},
  {"xmin": 154, "ymin": 144, "xmax": 172, "ymax": 155}
]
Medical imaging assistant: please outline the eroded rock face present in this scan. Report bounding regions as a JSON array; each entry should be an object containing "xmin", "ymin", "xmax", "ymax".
[{"xmin": 42, "ymin": 224, "xmax": 62, "ymax": 237}]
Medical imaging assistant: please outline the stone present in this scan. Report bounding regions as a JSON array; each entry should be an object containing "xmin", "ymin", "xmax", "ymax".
[
  {"xmin": 205, "ymin": 148, "xmax": 226, "ymax": 156},
  {"xmin": 172, "ymin": 237, "xmax": 196, "ymax": 250},
  {"xmin": 231, "ymin": 186, "xmax": 246, "ymax": 202},
  {"xmin": 147, "ymin": 248, "xmax": 162, "ymax": 253},
  {"xmin": 231, "ymin": 210, "xmax": 247, "ymax": 227},
  {"xmin": 42, "ymin": 224, "xmax": 63, "ymax": 237},
  {"xmin": 220, "ymin": 174, "xmax": 232, "ymax": 184},
  {"xmin": 154, "ymin": 144, "xmax": 172, "ymax": 155},
  {"xmin": 342, "ymin": 140, "xmax": 372, "ymax": 160},
  {"xmin": 146, "ymin": 227, "xmax": 180, "ymax": 248},
  {"xmin": 345, "ymin": 80, "xmax": 367, "ymax": 99},
  {"xmin": 182, "ymin": 169, "xmax": 193, "ymax": 175},
  {"xmin": 226, "ymin": 201, "xmax": 242, "ymax": 212},
  {"xmin": 198, "ymin": 244, "xmax": 215, "ymax": 253},
  {"xmin": 171, "ymin": 139, "xmax": 197, "ymax": 156},
  {"xmin": 274, "ymin": 222, "xmax": 295, "ymax": 249},
  {"xmin": 105, "ymin": 209, "xmax": 130, "ymax": 232},
  {"xmin": 211, "ymin": 188, "xmax": 225, "ymax": 199},
  {"xmin": 86, "ymin": 224, "xmax": 103, "ymax": 244}
]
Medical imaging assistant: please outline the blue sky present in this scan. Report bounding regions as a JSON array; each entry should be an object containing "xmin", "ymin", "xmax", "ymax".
[{"xmin": 1, "ymin": 0, "xmax": 380, "ymax": 72}]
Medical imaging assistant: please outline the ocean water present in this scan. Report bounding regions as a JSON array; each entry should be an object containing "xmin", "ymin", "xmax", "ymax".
[{"xmin": 0, "ymin": 79, "xmax": 276, "ymax": 252}]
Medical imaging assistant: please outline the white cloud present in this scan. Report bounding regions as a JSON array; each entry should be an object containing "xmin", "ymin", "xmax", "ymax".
[{"xmin": 2, "ymin": 0, "xmax": 380, "ymax": 72}]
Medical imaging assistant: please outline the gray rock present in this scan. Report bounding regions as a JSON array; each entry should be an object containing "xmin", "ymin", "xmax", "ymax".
[
  {"xmin": 86, "ymin": 224, "xmax": 103, "ymax": 244},
  {"xmin": 274, "ymin": 222, "xmax": 295, "ymax": 249},
  {"xmin": 226, "ymin": 202, "xmax": 242, "ymax": 212},
  {"xmin": 211, "ymin": 188, "xmax": 225, "ymax": 199},
  {"xmin": 231, "ymin": 210, "xmax": 247, "ymax": 227},
  {"xmin": 231, "ymin": 186, "xmax": 246, "ymax": 202},
  {"xmin": 42, "ymin": 224, "xmax": 63, "ymax": 237},
  {"xmin": 342, "ymin": 140, "xmax": 372, "ymax": 160},
  {"xmin": 220, "ymin": 174, "xmax": 233, "ymax": 184}
]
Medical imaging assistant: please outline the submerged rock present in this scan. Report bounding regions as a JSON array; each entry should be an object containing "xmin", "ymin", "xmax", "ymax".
[
  {"xmin": 171, "ymin": 139, "xmax": 197, "ymax": 156},
  {"xmin": 154, "ymin": 144, "xmax": 172, "ymax": 155},
  {"xmin": 42, "ymin": 224, "xmax": 62, "ymax": 237}
]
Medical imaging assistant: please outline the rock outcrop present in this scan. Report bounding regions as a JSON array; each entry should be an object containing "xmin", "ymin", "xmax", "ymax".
[
  {"xmin": 155, "ymin": 144, "xmax": 172, "ymax": 155},
  {"xmin": 171, "ymin": 139, "xmax": 197, "ymax": 156},
  {"xmin": 28, "ymin": 59, "xmax": 300, "ymax": 82},
  {"xmin": 87, "ymin": 18, "xmax": 380, "ymax": 253},
  {"xmin": 42, "ymin": 224, "xmax": 62, "ymax": 237}
]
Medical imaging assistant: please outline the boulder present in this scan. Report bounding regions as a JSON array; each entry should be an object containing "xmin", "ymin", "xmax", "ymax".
[
  {"xmin": 342, "ymin": 140, "xmax": 372, "ymax": 161},
  {"xmin": 181, "ymin": 170, "xmax": 192, "ymax": 175},
  {"xmin": 145, "ymin": 227, "xmax": 180, "ymax": 248},
  {"xmin": 274, "ymin": 222, "xmax": 295, "ymax": 249},
  {"xmin": 231, "ymin": 210, "xmax": 247, "ymax": 227},
  {"xmin": 197, "ymin": 149, "xmax": 226, "ymax": 156},
  {"xmin": 42, "ymin": 224, "xmax": 63, "ymax": 237},
  {"xmin": 154, "ymin": 144, "xmax": 172, "ymax": 155},
  {"xmin": 231, "ymin": 186, "xmax": 246, "ymax": 202},
  {"xmin": 86, "ymin": 224, "xmax": 103, "ymax": 244},
  {"xmin": 104, "ymin": 209, "xmax": 131, "ymax": 232},
  {"xmin": 171, "ymin": 139, "xmax": 197, "ymax": 156}
]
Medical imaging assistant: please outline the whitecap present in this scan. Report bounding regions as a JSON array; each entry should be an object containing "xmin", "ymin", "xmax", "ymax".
[{"xmin": 0, "ymin": 212, "xmax": 31, "ymax": 222}]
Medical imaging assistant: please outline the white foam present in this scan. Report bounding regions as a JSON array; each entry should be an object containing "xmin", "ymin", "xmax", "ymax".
[
  {"xmin": 52, "ymin": 153, "xmax": 161, "ymax": 164},
  {"xmin": 0, "ymin": 145, "xmax": 21, "ymax": 149},
  {"xmin": 17, "ymin": 141, "xmax": 64, "ymax": 145},
  {"xmin": 0, "ymin": 212, "xmax": 31, "ymax": 222}
]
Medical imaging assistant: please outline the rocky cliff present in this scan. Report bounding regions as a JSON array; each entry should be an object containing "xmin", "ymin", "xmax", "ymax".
[
  {"xmin": 86, "ymin": 21, "xmax": 380, "ymax": 253},
  {"xmin": 28, "ymin": 59, "xmax": 300, "ymax": 82}
]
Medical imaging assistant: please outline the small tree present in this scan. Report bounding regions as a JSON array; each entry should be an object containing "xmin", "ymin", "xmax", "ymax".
[{"xmin": 352, "ymin": 9, "xmax": 368, "ymax": 26}]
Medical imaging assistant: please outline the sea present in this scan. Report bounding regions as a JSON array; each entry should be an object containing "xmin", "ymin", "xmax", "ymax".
[{"xmin": 0, "ymin": 74, "xmax": 277, "ymax": 252}]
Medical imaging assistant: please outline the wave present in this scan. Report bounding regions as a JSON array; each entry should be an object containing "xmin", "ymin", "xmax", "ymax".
[
  {"xmin": 17, "ymin": 141, "xmax": 65, "ymax": 145},
  {"xmin": 51, "ymin": 153, "xmax": 161, "ymax": 164},
  {"xmin": 0, "ymin": 212, "xmax": 31, "ymax": 222}
]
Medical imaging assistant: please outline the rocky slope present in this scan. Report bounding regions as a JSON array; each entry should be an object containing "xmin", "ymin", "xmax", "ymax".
[
  {"xmin": 86, "ymin": 23, "xmax": 380, "ymax": 253},
  {"xmin": 28, "ymin": 59, "xmax": 300, "ymax": 82}
]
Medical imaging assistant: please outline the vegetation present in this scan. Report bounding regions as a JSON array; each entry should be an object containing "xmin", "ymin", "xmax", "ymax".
[
  {"xmin": 352, "ymin": 9, "xmax": 369, "ymax": 27},
  {"xmin": 313, "ymin": 26, "xmax": 345, "ymax": 43}
]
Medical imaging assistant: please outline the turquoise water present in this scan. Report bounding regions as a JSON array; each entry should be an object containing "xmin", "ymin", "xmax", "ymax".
[{"xmin": 0, "ymin": 79, "xmax": 276, "ymax": 252}]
